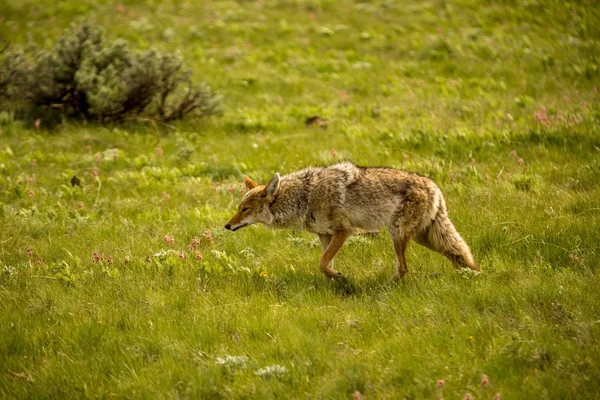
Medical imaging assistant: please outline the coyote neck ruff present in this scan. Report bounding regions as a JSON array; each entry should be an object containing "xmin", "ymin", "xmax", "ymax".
[{"xmin": 225, "ymin": 162, "xmax": 478, "ymax": 282}]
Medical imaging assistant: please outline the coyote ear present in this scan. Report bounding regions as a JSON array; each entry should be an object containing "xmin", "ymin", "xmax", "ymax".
[
  {"xmin": 244, "ymin": 175, "xmax": 258, "ymax": 190},
  {"xmin": 265, "ymin": 173, "xmax": 280, "ymax": 199}
]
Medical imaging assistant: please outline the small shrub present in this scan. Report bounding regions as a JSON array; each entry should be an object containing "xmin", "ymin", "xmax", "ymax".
[{"xmin": 0, "ymin": 23, "xmax": 222, "ymax": 125}]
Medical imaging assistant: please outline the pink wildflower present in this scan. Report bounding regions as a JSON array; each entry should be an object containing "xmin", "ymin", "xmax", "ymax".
[
  {"xmin": 518, "ymin": 158, "xmax": 524, "ymax": 166},
  {"xmin": 27, "ymin": 248, "xmax": 33, "ymax": 258},
  {"xmin": 228, "ymin": 184, "xmax": 235, "ymax": 194},
  {"xmin": 107, "ymin": 256, "xmax": 113, "ymax": 265},
  {"xmin": 534, "ymin": 107, "xmax": 550, "ymax": 127},
  {"xmin": 203, "ymin": 230, "xmax": 213, "ymax": 241},
  {"xmin": 164, "ymin": 235, "xmax": 175, "ymax": 245},
  {"xmin": 92, "ymin": 167, "xmax": 99, "ymax": 177},
  {"xmin": 156, "ymin": 147, "xmax": 163, "ymax": 157},
  {"xmin": 178, "ymin": 251, "xmax": 186, "ymax": 259},
  {"xmin": 569, "ymin": 114, "xmax": 580, "ymax": 125},
  {"xmin": 481, "ymin": 374, "xmax": 490, "ymax": 387},
  {"xmin": 331, "ymin": 149, "xmax": 337, "ymax": 158},
  {"xmin": 28, "ymin": 190, "xmax": 35, "ymax": 198},
  {"xmin": 436, "ymin": 379, "xmax": 445, "ymax": 388},
  {"xmin": 162, "ymin": 192, "xmax": 171, "ymax": 200},
  {"xmin": 34, "ymin": 119, "xmax": 41, "ymax": 129},
  {"xmin": 463, "ymin": 393, "xmax": 472, "ymax": 400},
  {"xmin": 510, "ymin": 150, "xmax": 518, "ymax": 159},
  {"xmin": 195, "ymin": 251, "xmax": 203, "ymax": 261}
]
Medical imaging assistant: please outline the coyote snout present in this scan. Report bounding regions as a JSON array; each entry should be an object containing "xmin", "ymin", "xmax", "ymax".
[
  {"xmin": 224, "ymin": 223, "xmax": 247, "ymax": 231},
  {"xmin": 225, "ymin": 162, "xmax": 478, "ymax": 282}
]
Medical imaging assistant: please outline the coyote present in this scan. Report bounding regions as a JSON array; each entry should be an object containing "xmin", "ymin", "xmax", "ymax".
[{"xmin": 225, "ymin": 162, "xmax": 478, "ymax": 282}]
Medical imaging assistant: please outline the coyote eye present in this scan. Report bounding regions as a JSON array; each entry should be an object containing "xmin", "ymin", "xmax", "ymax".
[{"xmin": 242, "ymin": 207, "xmax": 249, "ymax": 212}]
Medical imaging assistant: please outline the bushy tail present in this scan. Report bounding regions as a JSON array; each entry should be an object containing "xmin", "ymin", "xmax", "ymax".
[{"xmin": 415, "ymin": 196, "xmax": 478, "ymax": 271}]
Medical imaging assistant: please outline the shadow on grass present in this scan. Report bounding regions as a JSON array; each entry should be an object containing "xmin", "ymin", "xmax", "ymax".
[
  {"xmin": 329, "ymin": 274, "xmax": 362, "ymax": 297},
  {"xmin": 224, "ymin": 265, "xmax": 471, "ymax": 302}
]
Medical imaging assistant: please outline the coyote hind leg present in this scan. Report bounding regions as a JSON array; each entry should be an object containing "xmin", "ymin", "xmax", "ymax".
[{"xmin": 387, "ymin": 227, "xmax": 412, "ymax": 283}]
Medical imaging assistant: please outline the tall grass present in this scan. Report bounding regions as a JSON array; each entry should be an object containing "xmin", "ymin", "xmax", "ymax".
[{"xmin": 1, "ymin": 0, "xmax": 599, "ymax": 398}]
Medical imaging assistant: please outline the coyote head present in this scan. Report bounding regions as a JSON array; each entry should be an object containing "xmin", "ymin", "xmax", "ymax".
[{"xmin": 225, "ymin": 173, "xmax": 280, "ymax": 231}]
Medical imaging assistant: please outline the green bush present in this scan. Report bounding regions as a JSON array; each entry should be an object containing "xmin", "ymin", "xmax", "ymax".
[{"xmin": 0, "ymin": 23, "xmax": 222, "ymax": 124}]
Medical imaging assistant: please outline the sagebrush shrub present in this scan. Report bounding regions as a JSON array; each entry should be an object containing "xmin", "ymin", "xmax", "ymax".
[{"xmin": 0, "ymin": 23, "xmax": 222, "ymax": 124}]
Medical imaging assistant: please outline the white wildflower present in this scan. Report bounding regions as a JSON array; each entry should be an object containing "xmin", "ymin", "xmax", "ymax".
[
  {"xmin": 215, "ymin": 355, "xmax": 248, "ymax": 368},
  {"xmin": 255, "ymin": 364, "xmax": 288, "ymax": 378}
]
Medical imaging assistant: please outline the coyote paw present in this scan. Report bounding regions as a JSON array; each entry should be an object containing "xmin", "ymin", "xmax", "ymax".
[
  {"xmin": 333, "ymin": 272, "xmax": 348, "ymax": 282},
  {"xmin": 386, "ymin": 271, "xmax": 407, "ymax": 285},
  {"xmin": 324, "ymin": 271, "xmax": 346, "ymax": 282}
]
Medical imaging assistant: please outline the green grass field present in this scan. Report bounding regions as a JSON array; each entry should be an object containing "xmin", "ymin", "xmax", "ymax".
[{"xmin": 1, "ymin": 0, "xmax": 599, "ymax": 398}]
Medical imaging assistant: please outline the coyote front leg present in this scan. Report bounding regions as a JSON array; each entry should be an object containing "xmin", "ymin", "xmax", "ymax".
[
  {"xmin": 318, "ymin": 230, "xmax": 351, "ymax": 280},
  {"xmin": 318, "ymin": 233, "xmax": 333, "ymax": 270}
]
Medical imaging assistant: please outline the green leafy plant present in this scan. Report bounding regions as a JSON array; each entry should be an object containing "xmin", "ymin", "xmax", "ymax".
[{"xmin": 0, "ymin": 23, "xmax": 222, "ymax": 125}]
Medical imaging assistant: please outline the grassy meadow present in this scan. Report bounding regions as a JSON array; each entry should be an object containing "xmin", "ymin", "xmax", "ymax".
[{"xmin": 1, "ymin": 0, "xmax": 600, "ymax": 398}]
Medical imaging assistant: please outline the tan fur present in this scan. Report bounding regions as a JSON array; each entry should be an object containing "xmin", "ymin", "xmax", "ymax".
[
  {"xmin": 225, "ymin": 162, "xmax": 478, "ymax": 282},
  {"xmin": 244, "ymin": 176, "xmax": 258, "ymax": 190}
]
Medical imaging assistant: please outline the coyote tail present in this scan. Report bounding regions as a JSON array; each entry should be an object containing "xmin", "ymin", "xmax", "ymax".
[{"xmin": 418, "ymin": 194, "xmax": 478, "ymax": 271}]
